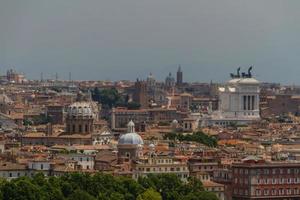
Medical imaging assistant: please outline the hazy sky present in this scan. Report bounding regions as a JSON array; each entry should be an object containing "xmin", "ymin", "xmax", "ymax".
[{"xmin": 1, "ymin": 0, "xmax": 300, "ymax": 83}]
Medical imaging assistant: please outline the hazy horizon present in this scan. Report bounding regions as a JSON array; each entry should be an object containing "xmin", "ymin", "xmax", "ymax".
[{"xmin": 1, "ymin": 0, "xmax": 300, "ymax": 84}]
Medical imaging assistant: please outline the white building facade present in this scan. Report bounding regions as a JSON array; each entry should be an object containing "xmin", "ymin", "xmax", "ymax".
[{"xmin": 204, "ymin": 69, "xmax": 260, "ymax": 126}]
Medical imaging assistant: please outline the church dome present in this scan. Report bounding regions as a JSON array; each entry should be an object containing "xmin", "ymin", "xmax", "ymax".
[
  {"xmin": 165, "ymin": 72, "xmax": 175, "ymax": 82},
  {"xmin": 67, "ymin": 102, "xmax": 94, "ymax": 118},
  {"xmin": 147, "ymin": 73, "xmax": 155, "ymax": 81},
  {"xmin": 118, "ymin": 133, "xmax": 144, "ymax": 145},
  {"xmin": 118, "ymin": 121, "xmax": 144, "ymax": 145}
]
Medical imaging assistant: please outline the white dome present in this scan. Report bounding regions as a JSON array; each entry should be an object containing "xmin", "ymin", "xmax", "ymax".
[
  {"xmin": 172, "ymin": 119, "xmax": 178, "ymax": 124},
  {"xmin": 67, "ymin": 102, "xmax": 94, "ymax": 117}
]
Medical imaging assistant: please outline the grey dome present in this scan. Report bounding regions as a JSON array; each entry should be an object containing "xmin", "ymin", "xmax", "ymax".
[
  {"xmin": 118, "ymin": 120, "xmax": 143, "ymax": 145},
  {"xmin": 118, "ymin": 132, "xmax": 144, "ymax": 145},
  {"xmin": 67, "ymin": 102, "xmax": 94, "ymax": 117}
]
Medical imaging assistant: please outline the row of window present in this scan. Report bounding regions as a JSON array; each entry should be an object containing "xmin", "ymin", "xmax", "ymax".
[
  {"xmin": 234, "ymin": 188, "xmax": 300, "ymax": 196},
  {"xmin": 135, "ymin": 173, "xmax": 188, "ymax": 179},
  {"xmin": 255, "ymin": 188, "xmax": 299, "ymax": 196},
  {"xmin": 235, "ymin": 177, "xmax": 300, "ymax": 185},
  {"xmin": 156, "ymin": 159, "xmax": 173, "ymax": 164},
  {"xmin": 256, "ymin": 178, "xmax": 300, "ymax": 185},
  {"xmin": 1, "ymin": 172, "xmax": 39, "ymax": 178},
  {"xmin": 234, "ymin": 168, "xmax": 300, "ymax": 175},
  {"xmin": 197, "ymin": 165, "xmax": 216, "ymax": 170},
  {"xmin": 138, "ymin": 166, "xmax": 187, "ymax": 172}
]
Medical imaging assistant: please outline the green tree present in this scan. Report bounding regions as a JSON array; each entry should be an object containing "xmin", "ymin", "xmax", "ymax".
[
  {"xmin": 92, "ymin": 88, "xmax": 122, "ymax": 108},
  {"xmin": 0, "ymin": 172, "xmax": 218, "ymax": 200},
  {"xmin": 3, "ymin": 179, "xmax": 42, "ymax": 200},
  {"xmin": 137, "ymin": 188, "xmax": 162, "ymax": 200},
  {"xmin": 67, "ymin": 190, "xmax": 96, "ymax": 200},
  {"xmin": 183, "ymin": 191, "xmax": 219, "ymax": 200},
  {"xmin": 163, "ymin": 131, "xmax": 217, "ymax": 147}
]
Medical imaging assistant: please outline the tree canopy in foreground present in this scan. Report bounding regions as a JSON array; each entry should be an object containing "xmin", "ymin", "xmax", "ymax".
[{"xmin": 0, "ymin": 173, "xmax": 218, "ymax": 200}]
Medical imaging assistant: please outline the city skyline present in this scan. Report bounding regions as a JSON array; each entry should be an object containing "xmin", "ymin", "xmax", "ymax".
[{"xmin": 1, "ymin": 0, "xmax": 300, "ymax": 84}]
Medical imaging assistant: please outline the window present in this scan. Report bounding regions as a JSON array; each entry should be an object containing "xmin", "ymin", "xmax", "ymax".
[
  {"xmin": 256, "ymin": 189, "xmax": 261, "ymax": 196},
  {"xmin": 271, "ymin": 189, "xmax": 276, "ymax": 195},
  {"xmin": 264, "ymin": 189, "xmax": 269, "ymax": 195},
  {"xmin": 41, "ymin": 164, "xmax": 43, "ymax": 170},
  {"xmin": 234, "ymin": 189, "xmax": 238, "ymax": 195}
]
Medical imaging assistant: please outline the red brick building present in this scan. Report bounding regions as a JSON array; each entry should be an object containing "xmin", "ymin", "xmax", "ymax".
[{"xmin": 232, "ymin": 157, "xmax": 300, "ymax": 200}]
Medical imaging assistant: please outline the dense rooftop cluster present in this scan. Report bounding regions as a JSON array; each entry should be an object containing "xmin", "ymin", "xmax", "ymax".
[{"xmin": 0, "ymin": 68, "xmax": 299, "ymax": 199}]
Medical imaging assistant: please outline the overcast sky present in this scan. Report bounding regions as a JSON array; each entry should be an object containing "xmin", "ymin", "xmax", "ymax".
[{"xmin": 1, "ymin": 0, "xmax": 300, "ymax": 83}]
